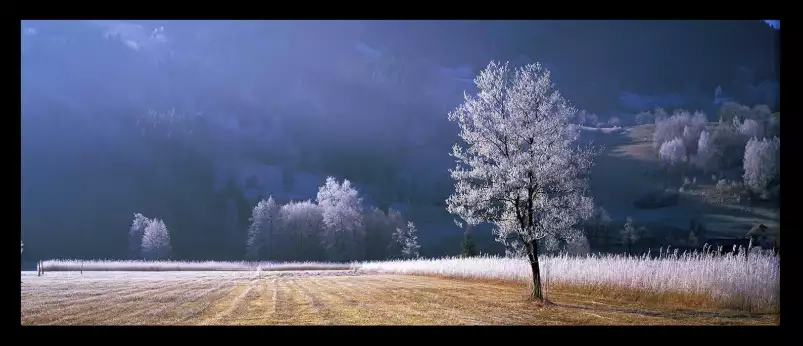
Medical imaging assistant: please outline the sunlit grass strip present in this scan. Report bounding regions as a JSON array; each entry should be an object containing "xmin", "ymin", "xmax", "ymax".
[{"xmin": 40, "ymin": 260, "xmax": 351, "ymax": 272}]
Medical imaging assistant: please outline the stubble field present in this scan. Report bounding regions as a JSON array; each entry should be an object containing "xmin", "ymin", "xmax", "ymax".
[{"xmin": 21, "ymin": 270, "xmax": 778, "ymax": 326}]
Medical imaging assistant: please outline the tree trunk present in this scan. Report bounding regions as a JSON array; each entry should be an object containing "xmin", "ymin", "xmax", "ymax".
[{"xmin": 527, "ymin": 240, "xmax": 543, "ymax": 301}]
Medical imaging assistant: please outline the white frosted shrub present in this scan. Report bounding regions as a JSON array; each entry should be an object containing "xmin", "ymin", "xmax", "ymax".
[
  {"xmin": 694, "ymin": 131, "xmax": 714, "ymax": 171},
  {"xmin": 743, "ymin": 136, "xmax": 780, "ymax": 191},
  {"xmin": 659, "ymin": 137, "xmax": 686, "ymax": 165},
  {"xmin": 739, "ymin": 119, "xmax": 764, "ymax": 139},
  {"xmin": 141, "ymin": 218, "xmax": 171, "ymax": 260},
  {"xmin": 653, "ymin": 110, "xmax": 707, "ymax": 153}
]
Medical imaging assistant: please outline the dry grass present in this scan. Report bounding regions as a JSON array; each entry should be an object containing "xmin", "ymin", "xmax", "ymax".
[
  {"xmin": 21, "ymin": 271, "xmax": 777, "ymax": 326},
  {"xmin": 361, "ymin": 253, "xmax": 780, "ymax": 313}
]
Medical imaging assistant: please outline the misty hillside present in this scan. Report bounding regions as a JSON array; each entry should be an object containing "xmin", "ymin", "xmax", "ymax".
[{"xmin": 20, "ymin": 20, "xmax": 779, "ymax": 260}]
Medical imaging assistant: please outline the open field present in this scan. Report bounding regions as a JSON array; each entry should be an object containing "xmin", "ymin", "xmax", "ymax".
[
  {"xmin": 28, "ymin": 252, "xmax": 780, "ymax": 325},
  {"xmin": 21, "ymin": 270, "xmax": 778, "ymax": 326}
]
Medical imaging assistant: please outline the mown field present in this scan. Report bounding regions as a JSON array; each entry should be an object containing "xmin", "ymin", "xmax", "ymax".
[
  {"xmin": 22, "ymin": 253, "xmax": 780, "ymax": 326},
  {"xmin": 21, "ymin": 271, "xmax": 777, "ymax": 326}
]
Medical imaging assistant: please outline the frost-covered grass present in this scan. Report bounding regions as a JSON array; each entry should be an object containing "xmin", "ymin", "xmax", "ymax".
[
  {"xmin": 360, "ymin": 249, "xmax": 780, "ymax": 312},
  {"xmin": 40, "ymin": 259, "xmax": 351, "ymax": 272},
  {"xmin": 40, "ymin": 248, "xmax": 779, "ymax": 312}
]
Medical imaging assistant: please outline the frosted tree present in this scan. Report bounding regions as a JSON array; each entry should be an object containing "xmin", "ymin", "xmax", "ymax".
[
  {"xmin": 694, "ymin": 131, "xmax": 714, "ymax": 172},
  {"xmin": 739, "ymin": 119, "xmax": 764, "ymax": 139},
  {"xmin": 394, "ymin": 221, "xmax": 420, "ymax": 259},
  {"xmin": 279, "ymin": 200, "xmax": 324, "ymax": 260},
  {"xmin": 129, "ymin": 213, "xmax": 150, "ymax": 259},
  {"xmin": 316, "ymin": 177, "xmax": 364, "ymax": 261},
  {"xmin": 653, "ymin": 110, "xmax": 706, "ymax": 153},
  {"xmin": 141, "ymin": 218, "xmax": 171, "ymax": 260},
  {"xmin": 743, "ymin": 137, "xmax": 780, "ymax": 192},
  {"xmin": 659, "ymin": 137, "xmax": 686, "ymax": 165},
  {"xmin": 620, "ymin": 217, "xmax": 638, "ymax": 254},
  {"xmin": 245, "ymin": 197, "xmax": 279, "ymax": 260},
  {"xmin": 445, "ymin": 61, "xmax": 595, "ymax": 301},
  {"xmin": 711, "ymin": 118, "xmax": 745, "ymax": 170}
]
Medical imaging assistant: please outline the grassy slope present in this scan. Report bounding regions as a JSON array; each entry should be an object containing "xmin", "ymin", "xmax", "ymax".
[
  {"xmin": 21, "ymin": 271, "xmax": 777, "ymax": 325},
  {"xmin": 584, "ymin": 124, "xmax": 779, "ymax": 239}
]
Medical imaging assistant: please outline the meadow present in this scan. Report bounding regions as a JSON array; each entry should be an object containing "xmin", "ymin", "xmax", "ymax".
[{"xmin": 24, "ymin": 249, "xmax": 779, "ymax": 325}]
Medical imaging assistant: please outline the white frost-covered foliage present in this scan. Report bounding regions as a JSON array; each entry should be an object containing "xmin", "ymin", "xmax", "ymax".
[
  {"xmin": 743, "ymin": 137, "xmax": 780, "ymax": 191},
  {"xmin": 141, "ymin": 218, "xmax": 171, "ymax": 260},
  {"xmin": 739, "ymin": 119, "xmax": 764, "ymax": 139},
  {"xmin": 653, "ymin": 110, "xmax": 707, "ymax": 154},
  {"xmin": 279, "ymin": 200, "xmax": 323, "ymax": 237},
  {"xmin": 701, "ymin": 103, "xmax": 778, "ymax": 174},
  {"xmin": 278, "ymin": 200, "xmax": 324, "ymax": 258},
  {"xmin": 316, "ymin": 177, "xmax": 364, "ymax": 261},
  {"xmin": 245, "ymin": 197, "xmax": 279, "ymax": 260},
  {"xmin": 129, "ymin": 213, "xmax": 150, "ymax": 258},
  {"xmin": 573, "ymin": 109, "xmax": 598, "ymax": 127},
  {"xmin": 659, "ymin": 137, "xmax": 687, "ymax": 165},
  {"xmin": 694, "ymin": 131, "xmax": 715, "ymax": 171},
  {"xmin": 445, "ymin": 61, "xmax": 595, "ymax": 260},
  {"xmin": 393, "ymin": 221, "xmax": 421, "ymax": 258}
]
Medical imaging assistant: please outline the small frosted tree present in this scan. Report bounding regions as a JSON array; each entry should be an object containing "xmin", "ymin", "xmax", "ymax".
[
  {"xmin": 141, "ymin": 218, "xmax": 171, "ymax": 260},
  {"xmin": 659, "ymin": 137, "xmax": 687, "ymax": 165},
  {"xmin": 129, "ymin": 213, "xmax": 150, "ymax": 259},
  {"xmin": 654, "ymin": 110, "xmax": 706, "ymax": 154},
  {"xmin": 739, "ymin": 119, "xmax": 764, "ymax": 139},
  {"xmin": 620, "ymin": 217, "xmax": 638, "ymax": 254},
  {"xmin": 245, "ymin": 197, "xmax": 279, "ymax": 260},
  {"xmin": 394, "ymin": 221, "xmax": 421, "ymax": 259},
  {"xmin": 743, "ymin": 137, "xmax": 780, "ymax": 192},
  {"xmin": 279, "ymin": 200, "xmax": 324, "ymax": 260},
  {"xmin": 317, "ymin": 177, "xmax": 364, "ymax": 261},
  {"xmin": 445, "ymin": 61, "xmax": 595, "ymax": 301},
  {"xmin": 694, "ymin": 131, "xmax": 714, "ymax": 172}
]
